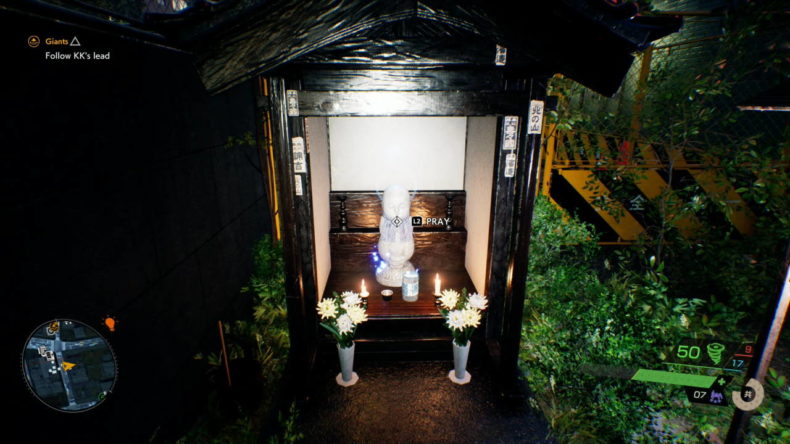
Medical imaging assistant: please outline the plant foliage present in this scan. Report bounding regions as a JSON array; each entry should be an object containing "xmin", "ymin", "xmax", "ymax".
[
  {"xmin": 524, "ymin": 2, "xmax": 788, "ymax": 440},
  {"xmin": 180, "ymin": 236, "xmax": 294, "ymax": 443},
  {"xmin": 521, "ymin": 197, "xmax": 760, "ymax": 442}
]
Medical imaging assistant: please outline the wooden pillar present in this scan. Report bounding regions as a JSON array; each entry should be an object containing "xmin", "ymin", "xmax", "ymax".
[
  {"xmin": 486, "ymin": 78, "xmax": 548, "ymax": 396},
  {"xmin": 501, "ymin": 78, "xmax": 548, "ymax": 389},
  {"xmin": 485, "ymin": 115, "xmax": 519, "ymax": 356},
  {"xmin": 268, "ymin": 77, "xmax": 319, "ymax": 387}
]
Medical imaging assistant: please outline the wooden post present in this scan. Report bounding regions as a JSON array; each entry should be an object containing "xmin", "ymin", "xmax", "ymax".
[
  {"xmin": 725, "ymin": 251, "xmax": 790, "ymax": 444},
  {"xmin": 539, "ymin": 123, "xmax": 557, "ymax": 197},
  {"xmin": 257, "ymin": 77, "xmax": 283, "ymax": 241},
  {"xmin": 217, "ymin": 321, "xmax": 232, "ymax": 387},
  {"xmin": 485, "ymin": 113, "xmax": 520, "ymax": 352},
  {"xmin": 268, "ymin": 77, "xmax": 319, "ymax": 387},
  {"xmin": 445, "ymin": 194, "xmax": 454, "ymax": 231},
  {"xmin": 483, "ymin": 78, "xmax": 548, "ymax": 397},
  {"xmin": 257, "ymin": 77, "xmax": 283, "ymax": 242},
  {"xmin": 339, "ymin": 195, "xmax": 347, "ymax": 232},
  {"xmin": 625, "ymin": 46, "xmax": 653, "ymax": 163},
  {"xmin": 499, "ymin": 78, "xmax": 548, "ymax": 396}
]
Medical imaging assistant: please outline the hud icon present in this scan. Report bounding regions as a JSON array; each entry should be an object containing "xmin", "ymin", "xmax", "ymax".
[{"xmin": 22, "ymin": 319, "xmax": 117, "ymax": 412}]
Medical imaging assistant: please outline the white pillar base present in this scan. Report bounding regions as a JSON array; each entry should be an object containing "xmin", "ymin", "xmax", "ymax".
[
  {"xmin": 336, "ymin": 371, "xmax": 359, "ymax": 387},
  {"xmin": 448, "ymin": 369, "xmax": 472, "ymax": 385}
]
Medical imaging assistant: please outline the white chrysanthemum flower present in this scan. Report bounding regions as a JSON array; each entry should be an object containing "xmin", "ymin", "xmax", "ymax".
[
  {"xmin": 461, "ymin": 308, "xmax": 481, "ymax": 328},
  {"xmin": 440, "ymin": 289, "xmax": 460, "ymax": 310},
  {"xmin": 336, "ymin": 314, "xmax": 354, "ymax": 334},
  {"xmin": 346, "ymin": 305, "xmax": 368, "ymax": 325},
  {"xmin": 341, "ymin": 291, "xmax": 362, "ymax": 308},
  {"xmin": 317, "ymin": 298, "xmax": 338, "ymax": 319},
  {"xmin": 341, "ymin": 291, "xmax": 360, "ymax": 301},
  {"xmin": 447, "ymin": 310, "xmax": 465, "ymax": 330},
  {"xmin": 467, "ymin": 293, "xmax": 488, "ymax": 311}
]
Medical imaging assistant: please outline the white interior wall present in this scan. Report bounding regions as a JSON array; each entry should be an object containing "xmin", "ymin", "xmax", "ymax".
[
  {"xmin": 328, "ymin": 117, "xmax": 467, "ymax": 191},
  {"xmin": 464, "ymin": 117, "xmax": 497, "ymax": 294},
  {"xmin": 305, "ymin": 117, "xmax": 331, "ymax": 299}
]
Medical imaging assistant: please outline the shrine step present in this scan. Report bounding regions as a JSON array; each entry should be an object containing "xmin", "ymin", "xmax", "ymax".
[
  {"xmin": 355, "ymin": 317, "xmax": 449, "ymax": 341},
  {"xmin": 360, "ymin": 338, "xmax": 450, "ymax": 360},
  {"xmin": 318, "ymin": 317, "xmax": 485, "ymax": 361}
]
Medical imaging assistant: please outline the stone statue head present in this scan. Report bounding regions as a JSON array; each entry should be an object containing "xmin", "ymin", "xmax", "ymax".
[{"xmin": 381, "ymin": 184, "xmax": 411, "ymax": 221}]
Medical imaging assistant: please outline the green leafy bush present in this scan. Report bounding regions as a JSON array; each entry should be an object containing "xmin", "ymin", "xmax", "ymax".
[
  {"xmin": 525, "ymin": 2, "xmax": 788, "ymax": 440},
  {"xmin": 268, "ymin": 402, "xmax": 305, "ymax": 444},
  {"xmin": 521, "ymin": 197, "xmax": 751, "ymax": 442},
  {"xmin": 180, "ymin": 235, "xmax": 293, "ymax": 443},
  {"xmin": 240, "ymin": 235, "xmax": 290, "ymax": 379},
  {"xmin": 747, "ymin": 362, "xmax": 790, "ymax": 443}
]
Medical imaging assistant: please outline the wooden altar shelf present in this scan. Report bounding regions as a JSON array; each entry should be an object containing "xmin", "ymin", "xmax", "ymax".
[
  {"xmin": 329, "ymin": 191, "xmax": 466, "ymax": 230},
  {"xmin": 328, "ymin": 190, "xmax": 469, "ymax": 272},
  {"xmin": 322, "ymin": 270, "xmax": 477, "ymax": 319},
  {"xmin": 329, "ymin": 229, "xmax": 467, "ymax": 272}
]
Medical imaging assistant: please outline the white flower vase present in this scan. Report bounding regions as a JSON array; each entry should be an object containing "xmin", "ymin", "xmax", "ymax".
[
  {"xmin": 336, "ymin": 342, "xmax": 359, "ymax": 387},
  {"xmin": 449, "ymin": 340, "xmax": 472, "ymax": 385}
]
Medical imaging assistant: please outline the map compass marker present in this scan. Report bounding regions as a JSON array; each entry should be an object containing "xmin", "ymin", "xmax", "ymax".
[{"xmin": 62, "ymin": 361, "xmax": 76, "ymax": 372}]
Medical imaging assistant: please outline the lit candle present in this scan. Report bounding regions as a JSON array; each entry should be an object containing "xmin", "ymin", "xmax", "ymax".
[
  {"xmin": 360, "ymin": 279, "xmax": 369, "ymax": 297},
  {"xmin": 434, "ymin": 273, "xmax": 441, "ymax": 296}
]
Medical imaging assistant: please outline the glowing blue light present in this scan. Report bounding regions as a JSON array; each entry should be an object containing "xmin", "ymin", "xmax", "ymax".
[{"xmin": 371, "ymin": 253, "xmax": 382, "ymax": 269}]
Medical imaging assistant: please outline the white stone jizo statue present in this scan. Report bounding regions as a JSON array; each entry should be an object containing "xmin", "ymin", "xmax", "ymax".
[{"xmin": 376, "ymin": 185, "xmax": 415, "ymax": 287}]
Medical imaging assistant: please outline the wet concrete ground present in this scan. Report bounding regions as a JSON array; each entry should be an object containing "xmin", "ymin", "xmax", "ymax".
[{"xmin": 297, "ymin": 357, "xmax": 554, "ymax": 443}]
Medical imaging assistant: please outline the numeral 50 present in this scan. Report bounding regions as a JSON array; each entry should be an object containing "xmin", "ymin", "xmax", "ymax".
[{"xmin": 677, "ymin": 345, "xmax": 701, "ymax": 360}]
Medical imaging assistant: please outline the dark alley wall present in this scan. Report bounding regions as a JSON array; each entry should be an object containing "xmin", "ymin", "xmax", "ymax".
[{"xmin": 1, "ymin": 9, "xmax": 270, "ymax": 443}]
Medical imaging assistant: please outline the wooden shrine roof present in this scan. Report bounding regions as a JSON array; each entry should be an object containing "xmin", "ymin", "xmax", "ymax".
[{"xmin": 164, "ymin": 0, "xmax": 682, "ymax": 95}]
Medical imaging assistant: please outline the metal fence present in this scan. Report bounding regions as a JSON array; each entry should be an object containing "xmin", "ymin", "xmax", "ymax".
[
  {"xmin": 552, "ymin": 9, "xmax": 787, "ymax": 147},
  {"xmin": 539, "ymin": 4, "xmax": 788, "ymax": 243}
]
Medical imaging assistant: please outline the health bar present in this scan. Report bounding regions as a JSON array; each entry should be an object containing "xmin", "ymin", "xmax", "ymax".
[
  {"xmin": 631, "ymin": 369, "xmax": 717, "ymax": 388},
  {"xmin": 580, "ymin": 364, "xmax": 718, "ymax": 388}
]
